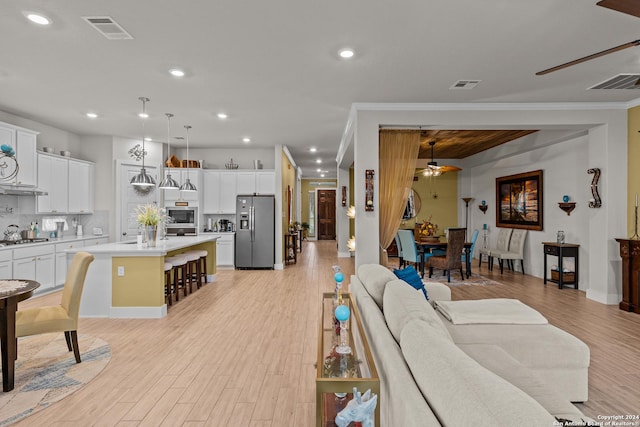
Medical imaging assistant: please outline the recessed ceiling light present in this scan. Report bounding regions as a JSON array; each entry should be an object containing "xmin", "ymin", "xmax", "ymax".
[
  {"xmin": 86, "ymin": 112, "xmax": 98, "ymax": 119},
  {"xmin": 138, "ymin": 112, "xmax": 148, "ymax": 118},
  {"xmin": 25, "ymin": 13, "xmax": 51, "ymax": 26},
  {"xmin": 217, "ymin": 113, "xmax": 228, "ymax": 119},
  {"xmin": 242, "ymin": 137, "xmax": 251, "ymax": 143},
  {"xmin": 316, "ymin": 159, "xmax": 322, "ymax": 164},
  {"xmin": 169, "ymin": 68, "xmax": 185, "ymax": 77},
  {"xmin": 317, "ymin": 168, "xmax": 321, "ymax": 172},
  {"xmin": 338, "ymin": 48, "xmax": 354, "ymax": 59},
  {"xmin": 309, "ymin": 147, "xmax": 317, "ymax": 152},
  {"xmin": 320, "ymin": 174, "xmax": 325, "ymax": 178},
  {"xmin": 144, "ymin": 137, "xmax": 152, "ymax": 141}
]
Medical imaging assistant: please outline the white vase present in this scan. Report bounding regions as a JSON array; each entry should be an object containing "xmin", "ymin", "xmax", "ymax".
[{"xmin": 145, "ymin": 225, "xmax": 157, "ymax": 247}]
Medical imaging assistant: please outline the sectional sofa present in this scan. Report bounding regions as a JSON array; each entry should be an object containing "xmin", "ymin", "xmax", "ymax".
[{"xmin": 349, "ymin": 263, "xmax": 592, "ymax": 426}]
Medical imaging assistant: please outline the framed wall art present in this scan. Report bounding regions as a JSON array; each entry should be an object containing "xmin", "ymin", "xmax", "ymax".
[{"xmin": 495, "ymin": 169, "xmax": 543, "ymax": 231}]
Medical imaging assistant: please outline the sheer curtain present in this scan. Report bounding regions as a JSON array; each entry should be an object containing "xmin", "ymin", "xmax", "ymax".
[{"xmin": 379, "ymin": 130, "xmax": 421, "ymax": 266}]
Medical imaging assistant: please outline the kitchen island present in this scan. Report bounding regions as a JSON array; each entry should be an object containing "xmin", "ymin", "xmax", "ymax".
[{"xmin": 68, "ymin": 235, "xmax": 218, "ymax": 318}]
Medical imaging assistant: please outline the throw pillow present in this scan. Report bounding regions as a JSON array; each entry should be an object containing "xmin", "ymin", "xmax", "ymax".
[{"xmin": 393, "ymin": 266, "xmax": 429, "ymax": 300}]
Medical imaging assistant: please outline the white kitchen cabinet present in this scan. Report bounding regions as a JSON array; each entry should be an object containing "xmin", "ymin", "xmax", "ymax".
[
  {"xmin": 37, "ymin": 153, "xmax": 68, "ymax": 213},
  {"xmin": 213, "ymin": 233, "xmax": 235, "ymax": 266},
  {"xmin": 12, "ymin": 245, "xmax": 55, "ymax": 290},
  {"xmin": 37, "ymin": 153, "xmax": 94, "ymax": 214},
  {"xmin": 203, "ymin": 171, "xmax": 237, "ymax": 214},
  {"xmin": 0, "ymin": 250, "xmax": 12, "ymax": 278},
  {"xmin": 236, "ymin": 172, "xmax": 256, "ymax": 194},
  {"xmin": 68, "ymin": 159, "xmax": 94, "ymax": 213},
  {"xmin": 256, "ymin": 171, "xmax": 276, "ymax": 194},
  {"xmin": 55, "ymin": 241, "xmax": 84, "ymax": 286},
  {"xmin": 162, "ymin": 169, "xmax": 202, "ymax": 204},
  {"xmin": 0, "ymin": 122, "xmax": 38, "ymax": 186}
]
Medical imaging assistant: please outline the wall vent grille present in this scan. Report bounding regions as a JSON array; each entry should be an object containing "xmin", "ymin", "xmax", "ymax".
[
  {"xmin": 449, "ymin": 80, "xmax": 481, "ymax": 90},
  {"xmin": 589, "ymin": 74, "xmax": 640, "ymax": 89}
]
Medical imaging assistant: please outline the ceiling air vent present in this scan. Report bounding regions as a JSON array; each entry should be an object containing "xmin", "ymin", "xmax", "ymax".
[
  {"xmin": 589, "ymin": 74, "xmax": 640, "ymax": 90},
  {"xmin": 82, "ymin": 16, "xmax": 133, "ymax": 40},
  {"xmin": 449, "ymin": 80, "xmax": 481, "ymax": 90}
]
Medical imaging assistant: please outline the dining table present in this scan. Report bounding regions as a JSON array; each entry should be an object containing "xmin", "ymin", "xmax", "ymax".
[
  {"xmin": 415, "ymin": 239, "xmax": 473, "ymax": 279},
  {"xmin": 0, "ymin": 279, "xmax": 39, "ymax": 392}
]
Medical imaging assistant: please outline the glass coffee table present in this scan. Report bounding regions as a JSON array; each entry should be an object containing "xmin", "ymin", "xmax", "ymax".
[{"xmin": 316, "ymin": 292, "xmax": 379, "ymax": 427}]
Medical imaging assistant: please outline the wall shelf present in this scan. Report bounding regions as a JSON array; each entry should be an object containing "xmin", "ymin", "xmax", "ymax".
[{"xmin": 558, "ymin": 202, "xmax": 576, "ymax": 216}]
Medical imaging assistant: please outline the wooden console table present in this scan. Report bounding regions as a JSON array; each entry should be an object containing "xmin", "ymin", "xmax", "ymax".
[
  {"xmin": 542, "ymin": 242, "xmax": 579, "ymax": 289},
  {"xmin": 615, "ymin": 238, "xmax": 640, "ymax": 314}
]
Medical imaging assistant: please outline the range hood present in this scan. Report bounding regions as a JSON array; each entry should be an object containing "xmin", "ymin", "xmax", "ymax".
[{"xmin": 0, "ymin": 185, "xmax": 48, "ymax": 196}]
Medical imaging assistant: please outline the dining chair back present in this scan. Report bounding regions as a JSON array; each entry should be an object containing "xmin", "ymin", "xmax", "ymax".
[
  {"xmin": 494, "ymin": 229, "xmax": 528, "ymax": 274},
  {"xmin": 426, "ymin": 228, "xmax": 466, "ymax": 282},
  {"xmin": 479, "ymin": 228, "xmax": 513, "ymax": 269},
  {"xmin": 16, "ymin": 251, "xmax": 94, "ymax": 363},
  {"xmin": 397, "ymin": 229, "xmax": 422, "ymax": 272}
]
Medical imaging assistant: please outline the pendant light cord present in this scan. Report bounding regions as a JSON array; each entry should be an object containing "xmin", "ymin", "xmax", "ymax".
[
  {"xmin": 139, "ymin": 97, "xmax": 150, "ymax": 170},
  {"xmin": 184, "ymin": 125, "xmax": 192, "ymax": 179}
]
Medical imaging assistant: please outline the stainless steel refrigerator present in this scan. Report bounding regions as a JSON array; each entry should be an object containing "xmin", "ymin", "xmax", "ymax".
[{"xmin": 235, "ymin": 195, "xmax": 275, "ymax": 269}]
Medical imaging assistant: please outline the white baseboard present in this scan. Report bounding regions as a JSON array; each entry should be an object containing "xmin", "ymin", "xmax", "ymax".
[
  {"xmin": 110, "ymin": 305, "xmax": 167, "ymax": 318},
  {"xmin": 338, "ymin": 251, "xmax": 351, "ymax": 258},
  {"xmin": 274, "ymin": 263, "xmax": 284, "ymax": 270},
  {"xmin": 586, "ymin": 289, "xmax": 621, "ymax": 305}
]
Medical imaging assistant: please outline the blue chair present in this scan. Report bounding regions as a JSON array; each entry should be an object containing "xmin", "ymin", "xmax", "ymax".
[
  {"xmin": 397, "ymin": 230, "xmax": 428, "ymax": 277},
  {"xmin": 462, "ymin": 229, "xmax": 479, "ymax": 264}
]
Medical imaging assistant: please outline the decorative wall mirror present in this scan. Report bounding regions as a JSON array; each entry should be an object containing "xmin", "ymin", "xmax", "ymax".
[{"xmin": 402, "ymin": 189, "xmax": 421, "ymax": 220}]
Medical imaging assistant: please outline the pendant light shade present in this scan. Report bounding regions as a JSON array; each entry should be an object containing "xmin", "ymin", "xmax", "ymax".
[
  {"xmin": 130, "ymin": 97, "xmax": 156, "ymax": 187},
  {"xmin": 158, "ymin": 112, "xmax": 180, "ymax": 189},
  {"xmin": 179, "ymin": 125, "xmax": 197, "ymax": 192}
]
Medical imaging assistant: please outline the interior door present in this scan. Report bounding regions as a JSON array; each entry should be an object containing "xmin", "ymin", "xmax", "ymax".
[{"xmin": 317, "ymin": 189, "xmax": 336, "ymax": 240}]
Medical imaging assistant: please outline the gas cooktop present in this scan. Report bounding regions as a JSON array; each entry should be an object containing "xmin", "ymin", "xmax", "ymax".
[{"xmin": 0, "ymin": 238, "xmax": 49, "ymax": 246}]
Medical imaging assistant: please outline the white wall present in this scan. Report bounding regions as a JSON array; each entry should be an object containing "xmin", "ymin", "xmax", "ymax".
[{"xmin": 351, "ymin": 103, "xmax": 628, "ymax": 305}]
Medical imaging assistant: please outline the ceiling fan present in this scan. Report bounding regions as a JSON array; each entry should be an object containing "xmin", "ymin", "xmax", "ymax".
[
  {"xmin": 537, "ymin": 0, "xmax": 640, "ymax": 75},
  {"xmin": 416, "ymin": 141, "xmax": 462, "ymax": 177}
]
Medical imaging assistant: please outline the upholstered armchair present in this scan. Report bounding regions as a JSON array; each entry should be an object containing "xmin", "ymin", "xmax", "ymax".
[
  {"xmin": 426, "ymin": 228, "xmax": 466, "ymax": 282},
  {"xmin": 16, "ymin": 251, "xmax": 94, "ymax": 363}
]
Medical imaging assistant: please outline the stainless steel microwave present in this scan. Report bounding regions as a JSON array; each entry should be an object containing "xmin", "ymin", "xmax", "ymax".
[{"xmin": 166, "ymin": 206, "xmax": 197, "ymax": 235}]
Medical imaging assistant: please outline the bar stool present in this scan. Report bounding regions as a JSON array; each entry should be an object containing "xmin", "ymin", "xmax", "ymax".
[
  {"xmin": 181, "ymin": 251, "xmax": 202, "ymax": 292},
  {"xmin": 165, "ymin": 255, "xmax": 188, "ymax": 299},
  {"xmin": 164, "ymin": 262, "xmax": 173, "ymax": 307},
  {"xmin": 184, "ymin": 249, "xmax": 208, "ymax": 285}
]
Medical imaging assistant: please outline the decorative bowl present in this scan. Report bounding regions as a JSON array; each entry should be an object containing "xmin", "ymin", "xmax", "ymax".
[
  {"xmin": 42, "ymin": 147, "xmax": 54, "ymax": 153},
  {"xmin": 60, "ymin": 150, "xmax": 71, "ymax": 157}
]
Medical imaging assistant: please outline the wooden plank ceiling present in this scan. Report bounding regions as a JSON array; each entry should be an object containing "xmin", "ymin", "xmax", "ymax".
[{"xmin": 418, "ymin": 129, "xmax": 538, "ymax": 159}]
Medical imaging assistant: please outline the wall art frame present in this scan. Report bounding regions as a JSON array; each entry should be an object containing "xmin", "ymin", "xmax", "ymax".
[{"xmin": 495, "ymin": 169, "xmax": 543, "ymax": 231}]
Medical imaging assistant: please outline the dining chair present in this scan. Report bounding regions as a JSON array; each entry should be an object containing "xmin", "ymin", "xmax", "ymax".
[
  {"xmin": 397, "ymin": 229, "xmax": 424, "ymax": 276},
  {"xmin": 478, "ymin": 228, "xmax": 512, "ymax": 271},
  {"xmin": 492, "ymin": 229, "xmax": 528, "ymax": 274},
  {"xmin": 16, "ymin": 251, "xmax": 94, "ymax": 363},
  {"xmin": 426, "ymin": 228, "xmax": 466, "ymax": 282},
  {"xmin": 394, "ymin": 232, "xmax": 404, "ymax": 268},
  {"xmin": 462, "ymin": 229, "xmax": 479, "ymax": 264}
]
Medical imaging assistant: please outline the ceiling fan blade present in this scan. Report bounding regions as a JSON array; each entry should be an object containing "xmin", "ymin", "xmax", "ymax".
[
  {"xmin": 439, "ymin": 165, "xmax": 462, "ymax": 173},
  {"xmin": 536, "ymin": 40, "xmax": 640, "ymax": 75}
]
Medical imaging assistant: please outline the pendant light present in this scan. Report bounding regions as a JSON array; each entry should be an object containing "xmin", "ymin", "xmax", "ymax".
[
  {"xmin": 179, "ymin": 125, "xmax": 197, "ymax": 192},
  {"xmin": 130, "ymin": 97, "xmax": 156, "ymax": 187},
  {"xmin": 158, "ymin": 113, "xmax": 180, "ymax": 189}
]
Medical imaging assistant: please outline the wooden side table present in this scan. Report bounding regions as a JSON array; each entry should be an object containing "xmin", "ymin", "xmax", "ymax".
[
  {"xmin": 284, "ymin": 233, "xmax": 297, "ymax": 264},
  {"xmin": 542, "ymin": 242, "xmax": 579, "ymax": 289}
]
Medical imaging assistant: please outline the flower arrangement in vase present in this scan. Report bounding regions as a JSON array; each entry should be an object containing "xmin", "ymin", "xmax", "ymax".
[
  {"xmin": 419, "ymin": 216, "xmax": 439, "ymax": 243},
  {"xmin": 134, "ymin": 204, "xmax": 162, "ymax": 247}
]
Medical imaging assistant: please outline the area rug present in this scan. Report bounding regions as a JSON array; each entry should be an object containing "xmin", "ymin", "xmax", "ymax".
[
  {"xmin": 425, "ymin": 271, "xmax": 501, "ymax": 286},
  {"xmin": 0, "ymin": 334, "xmax": 111, "ymax": 426}
]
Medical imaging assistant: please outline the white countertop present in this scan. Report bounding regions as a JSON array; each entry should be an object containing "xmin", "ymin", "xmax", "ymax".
[
  {"xmin": 71, "ymin": 235, "xmax": 218, "ymax": 257},
  {"xmin": 0, "ymin": 234, "xmax": 108, "ymax": 251}
]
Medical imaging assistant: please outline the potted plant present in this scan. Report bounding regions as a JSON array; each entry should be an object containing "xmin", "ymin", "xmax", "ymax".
[
  {"xmin": 300, "ymin": 222, "xmax": 310, "ymax": 239},
  {"xmin": 134, "ymin": 204, "xmax": 162, "ymax": 247}
]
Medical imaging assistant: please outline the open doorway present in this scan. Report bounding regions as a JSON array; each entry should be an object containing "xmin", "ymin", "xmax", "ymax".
[{"xmin": 316, "ymin": 189, "xmax": 336, "ymax": 240}]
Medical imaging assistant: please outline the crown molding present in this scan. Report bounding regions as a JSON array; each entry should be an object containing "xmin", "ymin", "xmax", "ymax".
[{"xmin": 351, "ymin": 101, "xmax": 633, "ymax": 112}]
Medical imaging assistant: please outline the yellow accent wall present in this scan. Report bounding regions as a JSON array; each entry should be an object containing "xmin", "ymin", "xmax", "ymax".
[
  {"xmin": 301, "ymin": 178, "xmax": 337, "ymax": 237},
  {"xmin": 400, "ymin": 172, "xmax": 459, "ymax": 233},
  {"xmin": 349, "ymin": 167, "xmax": 354, "ymax": 238},
  {"xmin": 281, "ymin": 150, "xmax": 297, "ymax": 243},
  {"xmin": 629, "ymin": 107, "xmax": 640, "ymax": 236}
]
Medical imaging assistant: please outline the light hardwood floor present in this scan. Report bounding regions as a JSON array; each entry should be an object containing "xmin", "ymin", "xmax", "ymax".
[{"xmin": 14, "ymin": 241, "xmax": 640, "ymax": 425}]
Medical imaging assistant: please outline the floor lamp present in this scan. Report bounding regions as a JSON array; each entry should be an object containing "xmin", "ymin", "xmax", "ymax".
[{"xmin": 462, "ymin": 197, "xmax": 473, "ymax": 240}]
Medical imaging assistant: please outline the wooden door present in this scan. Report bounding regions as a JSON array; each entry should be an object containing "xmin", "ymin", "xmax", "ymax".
[{"xmin": 317, "ymin": 189, "xmax": 336, "ymax": 240}]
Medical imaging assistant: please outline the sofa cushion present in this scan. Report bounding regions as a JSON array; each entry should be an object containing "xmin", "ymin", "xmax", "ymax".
[
  {"xmin": 400, "ymin": 319, "xmax": 556, "ymax": 427},
  {"xmin": 357, "ymin": 264, "xmax": 397, "ymax": 309},
  {"xmin": 393, "ymin": 266, "xmax": 429, "ymax": 300},
  {"xmin": 383, "ymin": 280, "xmax": 453, "ymax": 343}
]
